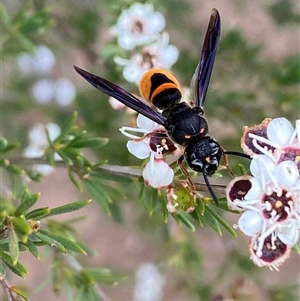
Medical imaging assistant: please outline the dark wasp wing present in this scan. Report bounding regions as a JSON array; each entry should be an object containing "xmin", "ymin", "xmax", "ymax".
[
  {"xmin": 74, "ymin": 66, "xmax": 166, "ymax": 126},
  {"xmin": 193, "ymin": 8, "xmax": 221, "ymax": 109}
]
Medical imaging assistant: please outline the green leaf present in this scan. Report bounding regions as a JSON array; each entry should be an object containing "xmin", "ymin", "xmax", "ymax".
[
  {"xmin": 32, "ymin": 231, "xmax": 67, "ymax": 254},
  {"xmin": 75, "ymin": 240, "xmax": 97, "ymax": 256},
  {"xmin": 38, "ymin": 229, "xmax": 87, "ymax": 254},
  {"xmin": 56, "ymin": 151, "xmax": 74, "ymax": 166},
  {"xmin": 205, "ymin": 206, "xmax": 237, "ymax": 237},
  {"xmin": 15, "ymin": 32, "xmax": 35, "ymax": 52},
  {"xmin": 172, "ymin": 211, "xmax": 195, "ymax": 231},
  {"xmin": 10, "ymin": 286, "xmax": 30, "ymax": 301},
  {"xmin": 142, "ymin": 187, "xmax": 158, "ymax": 215},
  {"xmin": 3, "ymin": 163, "xmax": 24, "ymax": 175},
  {"xmin": 201, "ymin": 205, "xmax": 222, "ymax": 235},
  {"xmin": 9, "ymin": 229, "xmax": 20, "ymax": 265},
  {"xmin": 0, "ymin": 242, "xmax": 27, "ymax": 252},
  {"xmin": 84, "ymin": 179, "xmax": 111, "ymax": 215},
  {"xmin": 74, "ymin": 287, "xmax": 86, "ymax": 301},
  {"xmin": 42, "ymin": 199, "xmax": 91, "ymax": 219},
  {"xmin": 0, "ymin": 4, "xmax": 11, "ymax": 26},
  {"xmin": 70, "ymin": 137, "xmax": 109, "ymax": 148},
  {"xmin": 0, "ymin": 142, "xmax": 19, "ymax": 154},
  {"xmin": 68, "ymin": 169, "xmax": 83, "ymax": 191},
  {"xmin": 0, "ymin": 251, "xmax": 28, "ymax": 278},
  {"xmin": 189, "ymin": 209, "xmax": 204, "ymax": 227},
  {"xmin": 55, "ymin": 111, "xmax": 78, "ymax": 142},
  {"xmin": 23, "ymin": 240, "xmax": 39, "ymax": 259},
  {"xmin": 25, "ymin": 207, "xmax": 51, "ymax": 220},
  {"xmin": 81, "ymin": 268, "xmax": 125, "ymax": 284},
  {"xmin": 14, "ymin": 190, "xmax": 40, "ymax": 216},
  {"xmin": 11, "ymin": 217, "xmax": 32, "ymax": 237},
  {"xmin": 292, "ymin": 243, "xmax": 300, "ymax": 254},
  {"xmin": 0, "ymin": 261, "xmax": 6, "ymax": 277},
  {"xmin": 0, "ymin": 136, "xmax": 8, "ymax": 150},
  {"xmin": 19, "ymin": 9, "xmax": 53, "ymax": 36},
  {"xmin": 24, "ymin": 169, "xmax": 43, "ymax": 182}
]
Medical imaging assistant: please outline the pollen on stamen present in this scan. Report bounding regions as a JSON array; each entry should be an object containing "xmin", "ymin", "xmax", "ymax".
[
  {"xmin": 156, "ymin": 145, "xmax": 164, "ymax": 154},
  {"xmin": 285, "ymin": 191, "xmax": 292, "ymax": 198},
  {"xmin": 266, "ymin": 186, "xmax": 273, "ymax": 196},
  {"xmin": 270, "ymin": 209, "xmax": 277, "ymax": 220},
  {"xmin": 284, "ymin": 206, "xmax": 292, "ymax": 217},
  {"xmin": 276, "ymin": 189, "xmax": 283, "ymax": 198},
  {"xmin": 264, "ymin": 201, "xmax": 272, "ymax": 211},
  {"xmin": 275, "ymin": 200, "xmax": 283, "ymax": 209}
]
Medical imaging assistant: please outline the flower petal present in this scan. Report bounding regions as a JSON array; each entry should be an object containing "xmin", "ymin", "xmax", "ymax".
[
  {"xmin": 54, "ymin": 78, "xmax": 76, "ymax": 106},
  {"xmin": 136, "ymin": 114, "xmax": 159, "ymax": 131},
  {"xmin": 244, "ymin": 178, "xmax": 262, "ymax": 201},
  {"xmin": 142, "ymin": 159, "xmax": 173, "ymax": 188},
  {"xmin": 32, "ymin": 79, "xmax": 54, "ymax": 104},
  {"xmin": 267, "ymin": 117, "xmax": 294, "ymax": 146},
  {"xmin": 238, "ymin": 210, "xmax": 263, "ymax": 236},
  {"xmin": 278, "ymin": 220, "xmax": 299, "ymax": 246},
  {"xmin": 275, "ymin": 160, "xmax": 299, "ymax": 188},
  {"xmin": 250, "ymin": 155, "xmax": 276, "ymax": 182},
  {"xmin": 127, "ymin": 140, "xmax": 150, "ymax": 159}
]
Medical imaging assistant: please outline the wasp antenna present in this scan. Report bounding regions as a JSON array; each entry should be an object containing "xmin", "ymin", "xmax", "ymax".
[
  {"xmin": 203, "ymin": 173, "xmax": 219, "ymax": 206},
  {"xmin": 223, "ymin": 151, "xmax": 251, "ymax": 160}
]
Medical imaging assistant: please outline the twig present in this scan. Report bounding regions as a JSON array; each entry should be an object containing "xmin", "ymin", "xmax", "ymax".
[{"xmin": 8, "ymin": 157, "xmax": 227, "ymax": 196}]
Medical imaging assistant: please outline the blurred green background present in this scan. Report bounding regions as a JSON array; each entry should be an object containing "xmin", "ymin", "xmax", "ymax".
[{"xmin": 1, "ymin": 0, "xmax": 299, "ymax": 300}]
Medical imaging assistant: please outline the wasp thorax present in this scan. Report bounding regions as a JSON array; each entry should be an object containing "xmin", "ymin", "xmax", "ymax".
[{"xmin": 184, "ymin": 137, "xmax": 222, "ymax": 176}]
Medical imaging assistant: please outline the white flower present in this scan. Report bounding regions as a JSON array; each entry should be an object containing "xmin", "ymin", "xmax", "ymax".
[
  {"xmin": 108, "ymin": 96, "xmax": 135, "ymax": 114},
  {"xmin": 32, "ymin": 78, "xmax": 76, "ymax": 106},
  {"xmin": 120, "ymin": 114, "xmax": 177, "ymax": 188},
  {"xmin": 114, "ymin": 33, "xmax": 179, "ymax": 84},
  {"xmin": 227, "ymin": 117, "xmax": 300, "ymax": 269},
  {"xmin": 249, "ymin": 233, "xmax": 291, "ymax": 271},
  {"xmin": 17, "ymin": 45, "xmax": 56, "ymax": 75},
  {"xmin": 110, "ymin": 3, "xmax": 165, "ymax": 50},
  {"xmin": 142, "ymin": 154, "xmax": 174, "ymax": 189},
  {"xmin": 24, "ymin": 123, "xmax": 61, "ymax": 175},
  {"xmin": 242, "ymin": 117, "xmax": 299, "ymax": 158},
  {"xmin": 109, "ymin": 96, "xmax": 126, "ymax": 110},
  {"xmin": 120, "ymin": 114, "xmax": 165, "ymax": 159},
  {"xmin": 237, "ymin": 210, "xmax": 263, "ymax": 236},
  {"xmin": 53, "ymin": 78, "xmax": 76, "ymax": 106},
  {"xmin": 32, "ymin": 79, "xmax": 54, "ymax": 104},
  {"xmin": 133, "ymin": 263, "xmax": 164, "ymax": 301}
]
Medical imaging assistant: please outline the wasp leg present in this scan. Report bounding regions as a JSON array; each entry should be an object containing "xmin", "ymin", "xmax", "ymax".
[
  {"xmin": 222, "ymin": 149, "xmax": 252, "ymax": 177},
  {"xmin": 177, "ymin": 155, "xmax": 196, "ymax": 191},
  {"xmin": 221, "ymin": 148, "xmax": 236, "ymax": 178}
]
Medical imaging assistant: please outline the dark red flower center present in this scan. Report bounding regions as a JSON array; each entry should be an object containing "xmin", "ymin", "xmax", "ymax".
[
  {"xmin": 228, "ymin": 179, "xmax": 252, "ymax": 202},
  {"xmin": 149, "ymin": 131, "xmax": 177, "ymax": 155},
  {"xmin": 262, "ymin": 189, "xmax": 293, "ymax": 221},
  {"xmin": 253, "ymin": 234, "xmax": 287, "ymax": 263},
  {"xmin": 278, "ymin": 146, "xmax": 300, "ymax": 171}
]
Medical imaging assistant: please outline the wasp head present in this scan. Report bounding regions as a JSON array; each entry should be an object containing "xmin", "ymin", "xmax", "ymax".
[{"xmin": 184, "ymin": 137, "xmax": 222, "ymax": 176}]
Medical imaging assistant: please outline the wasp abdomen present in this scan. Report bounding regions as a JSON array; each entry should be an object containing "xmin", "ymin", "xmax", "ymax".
[{"xmin": 139, "ymin": 69, "xmax": 181, "ymax": 110}]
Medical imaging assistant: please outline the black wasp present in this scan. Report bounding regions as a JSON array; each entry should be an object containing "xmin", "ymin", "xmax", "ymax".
[{"xmin": 74, "ymin": 8, "xmax": 249, "ymax": 205}]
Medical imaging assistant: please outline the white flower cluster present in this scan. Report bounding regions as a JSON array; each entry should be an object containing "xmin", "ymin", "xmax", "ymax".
[
  {"xmin": 110, "ymin": 3, "xmax": 179, "ymax": 85},
  {"xmin": 120, "ymin": 114, "xmax": 178, "ymax": 189},
  {"xmin": 226, "ymin": 117, "xmax": 300, "ymax": 270},
  {"xmin": 17, "ymin": 45, "xmax": 76, "ymax": 106},
  {"xmin": 23, "ymin": 122, "xmax": 61, "ymax": 175}
]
